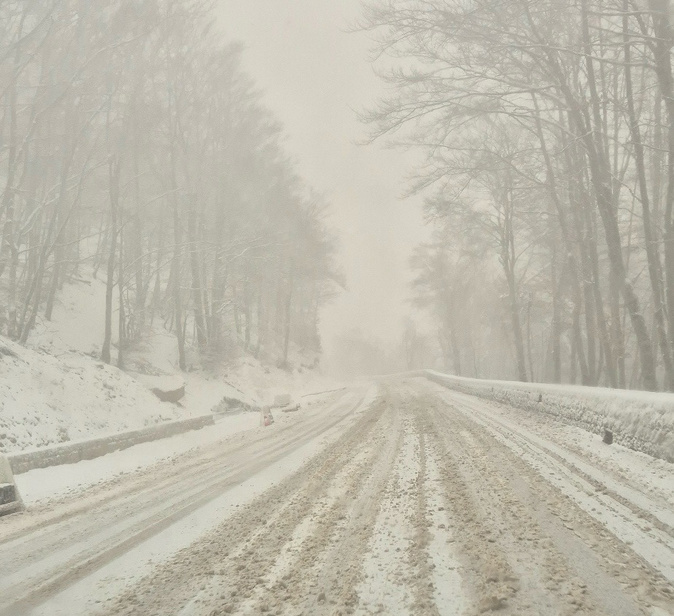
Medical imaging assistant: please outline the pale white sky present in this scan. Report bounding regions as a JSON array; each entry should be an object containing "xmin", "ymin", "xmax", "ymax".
[{"xmin": 216, "ymin": 0, "xmax": 428, "ymax": 356}]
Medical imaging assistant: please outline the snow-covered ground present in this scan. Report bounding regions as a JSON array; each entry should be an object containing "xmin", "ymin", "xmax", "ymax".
[
  {"xmin": 14, "ymin": 383, "xmax": 348, "ymax": 507},
  {"xmin": 1, "ymin": 272, "xmax": 339, "ymax": 454},
  {"xmin": 0, "ymin": 337, "xmax": 188, "ymax": 453},
  {"xmin": 14, "ymin": 413, "xmax": 260, "ymax": 505},
  {"xmin": 4, "ymin": 274, "xmax": 674, "ymax": 616},
  {"xmin": 0, "ymin": 380, "xmax": 672, "ymax": 616},
  {"xmin": 0, "ymin": 386, "xmax": 374, "ymax": 615}
]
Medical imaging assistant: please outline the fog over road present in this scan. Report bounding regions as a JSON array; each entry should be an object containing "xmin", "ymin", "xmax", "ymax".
[{"xmin": 1, "ymin": 379, "xmax": 673, "ymax": 616}]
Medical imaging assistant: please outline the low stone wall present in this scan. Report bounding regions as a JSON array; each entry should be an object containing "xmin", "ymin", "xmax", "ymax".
[
  {"xmin": 425, "ymin": 370, "xmax": 674, "ymax": 463},
  {"xmin": 8, "ymin": 414, "xmax": 215, "ymax": 475}
]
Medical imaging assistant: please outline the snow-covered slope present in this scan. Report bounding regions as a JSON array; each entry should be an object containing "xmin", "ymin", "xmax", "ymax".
[
  {"xmin": 0, "ymin": 337, "xmax": 189, "ymax": 454},
  {"xmin": 426, "ymin": 370, "xmax": 674, "ymax": 462},
  {"xmin": 1, "ymin": 272, "xmax": 337, "ymax": 454}
]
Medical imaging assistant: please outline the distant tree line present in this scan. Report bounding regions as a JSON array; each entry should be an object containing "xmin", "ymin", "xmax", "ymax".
[
  {"xmin": 0, "ymin": 0, "xmax": 341, "ymax": 369},
  {"xmin": 362, "ymin": 0, "xmax": 674, "ymax": 390}
]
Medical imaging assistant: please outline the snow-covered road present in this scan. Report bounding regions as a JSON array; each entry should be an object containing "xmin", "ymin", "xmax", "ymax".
[{"xmin": 0, "ymin": 378, "xmax": 672, "ymax": 615}]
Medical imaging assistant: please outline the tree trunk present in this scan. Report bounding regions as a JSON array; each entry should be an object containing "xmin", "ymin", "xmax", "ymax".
[
  {"xmin": 117, "ymin": 208, "xmax": 125, "ymax": 370},
  {"xmin": 102, "ymin": 158, "xmax": 120, "ymax": 365},
  {"xmin": 282, "ymin": 259, "xmax": 295, "ymax": 368},
  {"xmin": 648, "ymin": 0, "xmax": 674, "ymax": 364},
  {"xmin": 172, "ymin": 199, "xmax": 186, "ymax": 371},
  {"xmin": 550, "ymin": 250, "xmax": 562, "ymax": 383},
  {"xmin": 624, "ymin": 3, "xmax": 674, "ymax": 388},
  {"xmin": 560, "ymin": 0, "xmax": 659, "ymax": 389},
  {"xmin": 187, "ymin": 201, "xmax": 207, "ymax": 350}
]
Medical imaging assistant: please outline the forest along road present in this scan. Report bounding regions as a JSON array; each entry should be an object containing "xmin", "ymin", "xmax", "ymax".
[{"xmin": 1, "ymin": 379, "xmax": 673, "ymax": 616}]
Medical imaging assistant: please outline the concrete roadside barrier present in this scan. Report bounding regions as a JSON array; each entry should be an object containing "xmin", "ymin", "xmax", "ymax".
[
  {"xmin": 7, "ymin": 414, "xmax": 215, "ymax": 475},
  {"xmin": 424, "ymin": 370, "xmax": 674, "ymax": 463},
  {"xmin": 0, "ymin": 454, "xmax": 24, "ymax": 517}
]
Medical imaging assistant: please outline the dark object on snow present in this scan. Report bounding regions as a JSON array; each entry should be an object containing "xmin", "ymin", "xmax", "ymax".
[
  {"xmin": 0, "ymin": 346, "xmax": 17, "ymax": 358},
  {"xmin": 603, "ymin": 429, "xmax": 613, "ymax": 445},
  {"xmin": 281, "ymin": 403, "xmax": 301, "ymax": 413},
  {"xmin": 538, "ymin": 393, "xmax": 543, "ymax": 403},
  {"xmin": 0, "ymin": 483, "xmax": 17, "ymax": 505},
  {"xmin": 151, "ymin": 385, "xmax": 185, "ymax": 404}
]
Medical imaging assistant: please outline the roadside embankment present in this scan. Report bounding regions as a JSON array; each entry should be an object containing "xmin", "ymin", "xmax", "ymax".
[{"xmin": 425, "ymin": 370, "xmax": 674, "ymax": 462}]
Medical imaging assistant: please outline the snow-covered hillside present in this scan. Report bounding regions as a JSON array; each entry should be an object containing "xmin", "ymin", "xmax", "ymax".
[
  {"xmin": 0, "ymin": 337, "xmax": 189, "ymax": 453},
  {"xmin": 0, "ymin": 274, "xmax": 337, "ymax": 454}
]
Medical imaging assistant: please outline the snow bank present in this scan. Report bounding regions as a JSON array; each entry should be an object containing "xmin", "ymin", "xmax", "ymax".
[
  {"xmin": 0, "ymin": 337, "xmax": 192, "ymax": 453},
  {"xmin": 425, "ymin": 370, "xmax": 674, "ymax": 463},
  {"xmin": 222, "ymin": 356, "xmax": 343, "ymax": 408}
]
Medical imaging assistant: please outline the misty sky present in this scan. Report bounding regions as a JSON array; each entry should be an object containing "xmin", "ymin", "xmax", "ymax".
[{"xmin": 216, "ymin": 0, "xmax": 429, "ymax": 357}]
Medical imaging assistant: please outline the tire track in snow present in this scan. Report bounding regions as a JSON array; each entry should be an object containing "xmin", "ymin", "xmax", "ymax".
[
  {"xmin": 277, "ymin": 391, "xmax": 403, "ymax": 616},
  {"xmin": 355, "ymin": 410, "xmax": 431, "ymax": 615},
  {"xmin": 435, "ymin": 385, "xmax": 674, "ymax": 539},
  {"xmin": 0, "ymin": 389, "xmax": 357, "ymax": 549},
  {"xmin": 422, "ymin": 429, "xmax": 465, "ymax": 615},
  {"xmin": 0, "ymin": 389, "xmax": 369, "ymax": 616},
  {"xmin": 353, "ymin": 395, "xmax": 466, "ymax": 616},
  {"xmin": 102, "ymin": 392, "xmax": 394, "ymax": 616},
  {"xmin": 423, "ymin": 384, "xmax": 674, "ymax": 615},
  {"xmin": 7, "ymin": 380, "xmax": 673, "ymax": 616},
  {"xmin": 432, "ymin": 383, "xmax": 674, "ymax": 594},
  {"xmin": 420, "ymin": 404, "xmax": 528, "ymax": 615}
]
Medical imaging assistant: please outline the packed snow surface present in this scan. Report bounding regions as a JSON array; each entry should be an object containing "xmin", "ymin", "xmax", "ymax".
[{"xmin": 0, "ymin": 380, "xmax": 672, "ymax": 616}]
